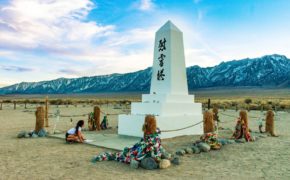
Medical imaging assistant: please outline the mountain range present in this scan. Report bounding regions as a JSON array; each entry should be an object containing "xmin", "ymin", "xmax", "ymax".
[{"xmin": 0, "ymin": 54, "xmax": 289, "ymax": 94}]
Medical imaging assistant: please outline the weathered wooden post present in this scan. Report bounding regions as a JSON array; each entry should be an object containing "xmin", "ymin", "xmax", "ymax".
[
  {"xmin": 13, "ymin": 101, "xmax": 16, "ymax": 110},
  {"xmin": 0, "ymin": 101, "xmax": 2, "ymax": 110},
  {"xmin": 207, "ymin": 99, "xmax": 211, "ymax": 110},
  {"xmin": 94, "ymin": 106, "xmax": 101, "ymax": 131},
  {"xmin": 265, "ymin": 110, "xmax": 277, "ymax": 136},
  {"xmin": 203, "ymin": 110, "xmax": 214, "ymax": 134},
  {"xmin": 35, "ymin": 106, "xmax": 45, "ymax": 133},
  {"xmin": 24, "ymin": 99, "xmax": 29, "ymax": 109},
  {"xmin": 213, "ymin": 107, "xmax": 219, "ymax": 122},
  {"xmin": 45, "ymin": 96, "xmax": 49, "ymax": 127},
  {"xmin": 235, "ymin": 104, "xmax": 238, "ymax": 112},
  {"xmin": 88, "ymin": 113, "xmax": 92, "ymax": 130}
]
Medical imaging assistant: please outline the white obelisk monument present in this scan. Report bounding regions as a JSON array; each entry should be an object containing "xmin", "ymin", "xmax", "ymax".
[{"xmin": 118, "ymin": 20, "xmax": 203, "ymax": 139}]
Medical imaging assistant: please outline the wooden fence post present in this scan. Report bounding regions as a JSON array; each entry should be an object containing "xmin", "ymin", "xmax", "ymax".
[
  {"xmin": 94, "ymin": 106, "xmax": 101, "ymax": 131},
  {"xmin": 45, "ymin": 96, "xmax": 49, "ymax": 127},
  {"xmin": 0, "ymin": 101, "xmax": 2, "ymax": 110},
  {"xmin": 213, "ymin": 107, "xmax": 219, "ymax": 122},
  {"xmin": 207, "ymin": 99, "xmax": 211, "ymax": 110},
  {"xmin": 13, "ymin": 101, "xmax": 16, "ymax": 110},
  {"xmin": 35, "ymin": 106, "xmax": 45, "ymax": 133},
  {"xmin": 24, "ymin": 100, "xmax": 28, "ymax": 109},
  {"xmin": 203, "ymin": 110, "xmax": 214, "ymax": 134},
  {"xmin": 265, "ymin": 110, "xmax": 276, "ymax": 136}
]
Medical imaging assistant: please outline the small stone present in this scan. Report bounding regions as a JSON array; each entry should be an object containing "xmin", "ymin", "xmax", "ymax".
[
  {"xmin": 171, "ymin": 157, "xmax": 180, "ymax": 165},
  {"xmin": 17, "ymin": 131, "xmax": 27, "ymax": 138},
  {"xmin": 53, "ymin": 130, "xmax": 62, "ymax": 134},
  {"xmin": 91, "ymin": 156, "xmax": 101, "ymax": 163},
  {"xmin": 185, "ymin": 148, "xmax": 193, "ymax": 154},
  {"xmin": 251, "ymin": 136, "xmax": 256, "ymax": 141},
  {"xmin": 159, "ymin": 159, "xmax": 171, "ymax": 169},
  {"xmin": 259, "ymin": 134, "xmax": 267, "ymax": 138},
  {"xmin": 28, "ymin": 131, "xmax": 34, "ymax": 137},
  {"xmin": 227, "ymin": 140, "xmax": 236, "ymax": 144},
  {"xmin": 161, "ymin": 152, "xmax": 172, "ymax": 160},
  {"xmin": 130, "ymin": 159, "xmax": 139, "ymax": 169},
  {"xmin": 37, "ymin": 129, "xmax": 47, "ymax": 137},
  {"xmin": 235, "ymin": 139, "xmax": 246, "ymax": 143},
  {"xmin": 218, "ymin": 138, "xmax": 228, "ymax": 145},
  {"xmin": 140, "ymin": 157, "xmax": 158, "ymax": 170},
  {"xmin": 31, "ymin": 133, "xmax": 38, "ymax": 138},
  {"xmin": 191, "ymin": 146, "xmax": 201, "ymax": 154},
  {"xmin": 197, "ymin": 143, "xmax": 210, "ymax": 152},
  {"xmin": 175, "ymin": 149, "xmax": 186, "ymax": 156}
]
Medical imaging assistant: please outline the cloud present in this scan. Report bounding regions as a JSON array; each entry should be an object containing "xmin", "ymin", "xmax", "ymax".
[
  {"xmin": 0, "ymin": 83, "xmax": 7, "ymax": 88},
  {"xmin": 0, "ymin": 65, "xmax": 34, "ymax": 72},
  {"xmin": 185, "ymin": 48, "xmax": 220, "ymax": 68},
  {"xmin": 133, "ymin": 0, "xmax": 155, "ymax": 11},
  {"xmin": 0, "ymin": 50, "xmax": 13, "ymax": 56},
  {"xmin": 58, "ymin": 68, "xmax": 82, "ymax": 76},
  {"xmin": 0, "ymin": 0, "xmax": 156, "ymax": 68},
  {"xmin": 0, "ymin": 0, "xmax": 115, "ymax": 53},
  {"xmin": 0, "ymin": 0, "xmax": 238, "ymax": 85}
]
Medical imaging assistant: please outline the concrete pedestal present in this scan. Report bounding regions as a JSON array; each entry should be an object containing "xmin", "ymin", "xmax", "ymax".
[
  {"xmin": 118, "ymin": 94, "xmax": 203, "ymax": 139},
  {"xmin": 118, "ymin": 114, "xmax": 203, "ymax": 139}
]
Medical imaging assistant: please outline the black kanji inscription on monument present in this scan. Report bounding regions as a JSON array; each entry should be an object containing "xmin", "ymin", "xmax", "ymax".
[
  {"xmin": 157, "ymin": 69, "xmax": 165, "ymax": 81},
  {"xmin": 158, "ymin": 38, "xmax": 166, "ymax": 52},
  {"xmin": 158, "ymin": 54, "xmax": 166, "ymax": 67}
]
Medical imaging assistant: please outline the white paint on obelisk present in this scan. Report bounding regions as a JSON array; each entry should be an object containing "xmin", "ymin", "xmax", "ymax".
[
  {"xmin": 118, "ymin": 20, "xmax": 203, "ymax": 139},
  {"xmin": 150, "ymin": 21, "xmax": 188, "ymax": 95}
]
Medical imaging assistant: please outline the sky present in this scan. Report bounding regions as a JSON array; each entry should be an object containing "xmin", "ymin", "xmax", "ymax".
[{"xmin": 0, "ymin": 0, "xmax": 290, "ymax": 86}]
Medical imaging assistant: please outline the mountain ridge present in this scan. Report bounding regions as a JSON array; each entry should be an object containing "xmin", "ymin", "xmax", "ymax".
[{"xmin": 0, "ymin": 54, "xmax": 289, "ymax": 94}]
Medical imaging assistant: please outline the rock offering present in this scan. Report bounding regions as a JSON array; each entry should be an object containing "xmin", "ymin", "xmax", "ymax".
[
  {"xmin": 31, "ymin": 133, "xmax": 38, "ymax": 138},
  {"xmin": 197, "ymin": 143, "xmax": 210, "ymax": 152},
  {"xmin": 218, "ymin": 138, "xmax": 228, "ymax": 145},
  {"xmin": 130, "ymin": 159, "xmax": 139, "ymax": 169},
  {"xmin": 37, "ymin": 129, "xmax": 47, "ymax": 137},
  {"xmin": 17, "ymin": 131, "xmax": 27, "ymax": 138},
  {"xmin": 159, "ymin": 159, "xmax": 171, "ymax": 169},
  {"xmin": 140, "ymin": 157, "xmax": 158, "ymax": 170},
  {"xmin": 235, "ymin": 139, "xmax": 246, "ymax": 143},
  {"xmin": 191, "ymin": 146, "xmax": 201, "ymax": 154},
  {"xmin": 176, "ymin": 149, "xmax": 186, "ymax": 156},
  {"xmin": 227, "ymin": 140, "xmax": 235, "ymax": 144},
  {"xmin": 171, "ymin": 157, "xmax": 180, "ymax": 165},
  {"xmin": 162, "ymin": 152, "xmax": 172, "ymax": 160},
  {"xmin": 185, "ymin": 148, "xmax": 193, "ymax": 154}
]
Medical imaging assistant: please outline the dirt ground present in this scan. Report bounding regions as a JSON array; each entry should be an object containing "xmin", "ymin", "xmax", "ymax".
[{"xmin": 1, "ymin": 103, "xmax": 290, "ymax": 180}]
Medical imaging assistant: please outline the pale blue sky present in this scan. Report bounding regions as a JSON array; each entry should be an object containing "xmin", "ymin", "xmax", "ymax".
[{"xmin": 0, "ymin": 0, "xmax": 290, "ymax": 86}]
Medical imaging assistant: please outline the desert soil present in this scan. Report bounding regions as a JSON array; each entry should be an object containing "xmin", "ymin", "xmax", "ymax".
[{"xmin": 1, "ymin": 103, "xmax": 290, "ymax": 180}]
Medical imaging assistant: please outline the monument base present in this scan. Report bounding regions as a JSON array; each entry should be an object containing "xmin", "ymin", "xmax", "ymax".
[{"xmin": 118, "ymin": 114, "xmax": 203, "ymax": 139}]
